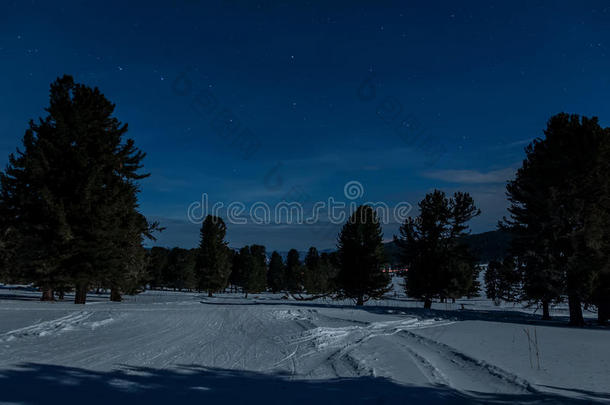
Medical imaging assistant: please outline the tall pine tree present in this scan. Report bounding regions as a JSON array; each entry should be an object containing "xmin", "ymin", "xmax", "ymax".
[
  {"xmin": 396, "ymin": 190, "xmax": 480, "ymax": 309},
  {"xmin": 232, "ymin": 245, "xmax": 267, "ymax": 297},
  {"xmin": 504, "ymin": 114, "xmax": 610, "ymax": 325},
  {"xmin": 285, "ymin": 249, "xmax": 303, "ymax": 293},
  {"xmin": 267, "ymin": 251, "xmax": 286, "ymax": 293},
  {"xmin": 196, "ymin": 215, "xmax": 231, "ymax": 297},
  {"xmin": 303, "ymin": 247, "xmax": 336, "ymax": 294},
  {"xmin": 0, "ymin": 75, "xmax": 155, "ymax": 303},
  {"xmin": 484, "ymin": 257, "xmax": 521, "ymax": 306},
  {"xmin": 336, "ymin": 205, "xmax": 389, "ymax": 305}
]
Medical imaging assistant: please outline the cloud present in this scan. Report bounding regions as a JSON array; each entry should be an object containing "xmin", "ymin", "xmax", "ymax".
[
  {"xmin": 505, "ymin": 138, "xmax": 534, "ymax": 148},
  {"xmin": 422, "ymin": 167, "xmax": 516, "ymax": 184}
]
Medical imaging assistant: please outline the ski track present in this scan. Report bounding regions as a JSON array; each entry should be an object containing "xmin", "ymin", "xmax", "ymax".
[
  {"xmin": 0, "ymin": 311, "xmax": 95, "ymax": 342},
  {"xmin": 0, "ymin": 297, "xmax": 559, "ymax": 400},
  {"xmin": 395, "ymin": 330, "xmax": 536, "ymax": 395}
]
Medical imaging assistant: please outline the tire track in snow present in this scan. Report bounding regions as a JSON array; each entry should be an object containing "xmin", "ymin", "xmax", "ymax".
[
  {"xmin": 280, "ymin": 313, "xmax": 538, "ymax": 397},
  {"xmin": 283, "ymin": 317, "xmax": 453, "ymax": 379},
  {"xmin": 0, "ymin": 311, "xmax": 93, "ymax": 342},
  {"xmin": 393, "ymin": 329, "xmax": 538, "ymax": 395},
  {"xmin": 267, "ymin": 309, "xmax": 319, "ymax": 377}
]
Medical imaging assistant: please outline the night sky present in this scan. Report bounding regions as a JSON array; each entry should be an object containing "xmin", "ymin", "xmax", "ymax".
[{"xmin": 1, "ymin": 1, "xmax": 609, "ymax": 251}]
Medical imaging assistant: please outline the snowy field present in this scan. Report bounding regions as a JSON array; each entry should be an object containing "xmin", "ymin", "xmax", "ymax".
[{"xmin": 0, "ymin": 282, "xmax": 608, "ymax": 404}]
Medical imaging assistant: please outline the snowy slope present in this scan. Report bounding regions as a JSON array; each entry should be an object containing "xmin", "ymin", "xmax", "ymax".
[{"xmin": 0, "ymin": 288, "xmax": 608, "ymax": 404}]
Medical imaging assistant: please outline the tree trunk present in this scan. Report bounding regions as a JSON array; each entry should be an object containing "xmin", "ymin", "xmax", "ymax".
[
  {"xmin": 110, "ymin": 288, "xmax": 122, "ymax": 302},
  {"xmin": 423, "ymin": 298, "xmax": 432, "ymax": 309},
  {"xmin": 356, "ymin": 295, "xmax": 364, "ymax": 306},
  {"xmin": 542, "ymin": 299, "xmax": 550, "ymax": 320},
  {"xmin": 74, "ymin": 283, "xmax": 88, "ymax": 304},
  {"xmin": 598, "ymin": 299, "xmax": 610, "ymax": 325},
  {"xmin": 41, "ymin": 287, "xmax": 54, "ymax": 301},
  {"xmin": 568, "ymin": 295, "xmax": 584, "ymax": 326}
]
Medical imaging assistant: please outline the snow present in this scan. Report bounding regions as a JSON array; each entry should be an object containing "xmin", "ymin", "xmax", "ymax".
[{"xmin": 0, "ymin": 284, "xmax": 608, "ymax": 404}]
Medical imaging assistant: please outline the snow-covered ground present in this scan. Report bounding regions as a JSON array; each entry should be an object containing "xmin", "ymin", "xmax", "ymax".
[{"xmin": 0, "ymin": 283, "xmax": 608, "ymax": 404}]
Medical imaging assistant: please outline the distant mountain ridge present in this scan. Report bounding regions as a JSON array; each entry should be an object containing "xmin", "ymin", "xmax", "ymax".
[
  {"xmin": 383, "ymin": 229, "xmax": 512, "ymax": 265},
  {"xmin": 275, "ymin": 229, "xmax": 511, "ymax": 264}
]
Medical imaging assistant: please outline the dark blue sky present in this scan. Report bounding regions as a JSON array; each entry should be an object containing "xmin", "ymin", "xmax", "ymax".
[{"xmin": 1, "ymin": 1, "xmax": 609, "ymax": 251}]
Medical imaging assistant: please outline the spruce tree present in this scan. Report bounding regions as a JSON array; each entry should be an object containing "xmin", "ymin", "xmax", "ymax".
[
  {"xmin": 196, "ymin": 215, "xmax": 231, "ymax": 297},
  {"xmin": 267, "ymin": 251, "xmax": 286, "ymax": 293},
  {"xmin": 396, "ymin": 190, "xmax": 480, "ymax": 309},
  {"xmin": 232, "ymin": 245, "xmax": 267, "ymax": 297},
  {"xmin": 229, "ymin": 247, "xmax": 246, "ymax": 292},
  {"xmin": 0, "ymin": 75, "xmax": 155, "ymax": 303},
  {"xmin": 104, "ymin": 199, "xmax": 153, "ymax": 301},
  {"xmin": 244, "ymin": 244, "xmax": 268, "ymax": 295},
  {"xmin": 303, "ymin": 247, "xmax": 336, "ymax": 294},
  {"xmin": 285, "ymin": 249, "xmax": 303, "ymax": 293},
  {"xmin": 303, "ymin": 247, "xmax": 321, "ymax": 294},
  {"xmin": 166, "ymin": 248, "xmax": 197, "ymax": 291},
  {"xmin": 336, "ymin": 205, "xmax": 389, "ymax": 305},
  {"xmin": 319, "ymin": 252, "xmax": 339, "ymax": 293},
  {"xmin": 484, "ymin": 257, "xmax": 520, "ymax": 306},
  {"xmin": 504, "ymin": 114, "xmax": 610, "ymax": 325},
  {"xmin": 146, "ymin": 247, "xmax": 170, "ymax": 289}
]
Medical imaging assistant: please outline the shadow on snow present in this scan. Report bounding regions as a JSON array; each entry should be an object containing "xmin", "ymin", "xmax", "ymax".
[{"xmin": 0, "ymin": 363, "xmax": 603, "ymax": 405}]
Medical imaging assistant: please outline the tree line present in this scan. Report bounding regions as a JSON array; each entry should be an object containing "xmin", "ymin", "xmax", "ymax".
[
  {"xmin": 0, "ymin": 73, "xmax": 480, "ymax": 309},
  {"xmin": 1, "ymin": 77, "xmax": 608, "ymax": 326},
  {"xmin": 144, "ymin": 225, "xmax": 341, "ymax": 300}
]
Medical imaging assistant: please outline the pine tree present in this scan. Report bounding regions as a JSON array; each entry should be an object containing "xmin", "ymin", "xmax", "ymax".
[
  {"xmin": 196, "ymin": 215, "xmax": 231, "ymax": 297},
  {"xmin": 229, "ymin": 248, "xmax": 246, "ymax": 292},
  {"xmin": 504, "ymin": 114, "xmax": 610, "ymax": 325},
  {"xmin": 484, "ymin": 257, "xmax": 520, "ymax": 305},
  {"xmin": 166, "ymin": 248, "xmax": 197, "ymax": 291},
  {"xmin": 304, "ymin": 247, "xmax": 320, "ymax": 270},
  {"xmin": 104, "ymin": 201, "xmax": 154, "ymax": 301},
  {"xmin": 396, "ymin": 190, "xmax": 480, "ymax": 309},
  {"xmin": 285, "ymin": 249, "xmax": 303, "ymax": 293},
  {"xmin": 267, "ymin": 251, "xmax": 285, "ymax": 293},
  {"xmin": 0, "ymin": 75, "xmax": 155, "ymax": 303},
  {"xmin": 146, "ymin": 247, "xmax": 170, "ymax": 289},
  {"xmin": 592, "ymin": 266, "xmax": 610, "ymax": 325},
  {"xmin": 319, "ymin": 252, "xmax": 339, "ymax": 293},
  {"xmin": 303, "ymin": 247, "xmax": 321, "ymax": 293},
  {"xmin": 244, "ymin": 244, "xmax": 268, "ymax": 295},
  {"xmin": 303, "ymin": 247, "xmax": 336, "ymax": 294},
  {"xmin": 231, "ymin": 245, "xmax": 267, "ymax": 297},
  {"xmin": 336, "ymin": 205, "xmax": 390, "ymax": 305}
]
